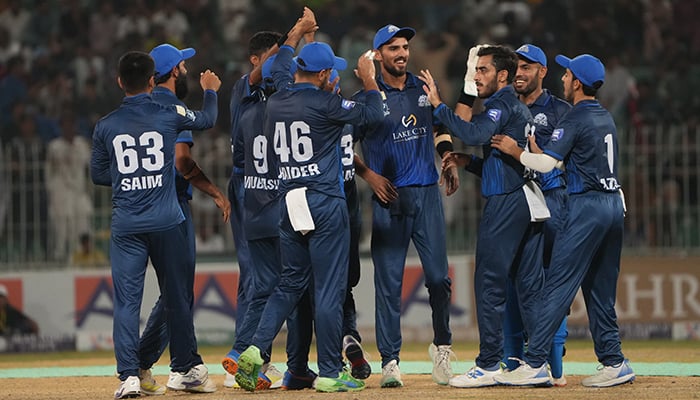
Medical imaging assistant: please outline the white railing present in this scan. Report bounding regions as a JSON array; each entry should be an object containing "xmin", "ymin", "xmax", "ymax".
[{"xmin": 1, "ymin": 123, "xmax": 698, "ymax": 270}]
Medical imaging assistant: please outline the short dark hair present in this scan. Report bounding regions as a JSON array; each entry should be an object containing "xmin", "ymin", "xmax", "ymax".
[
  {"xmin": 570, "ymin": 72, "xmax": 602, "ymax": 96},
  {"xmin": 249, "ymin": 31, "xmax": 283, "ymax": 57},
  {"xmin": 478, "ymin": 45, "xmax": 518, "ymax": 83},
  {"xmin": 118, "ymin": 51, "xmax": 154, "ymax": 93}
]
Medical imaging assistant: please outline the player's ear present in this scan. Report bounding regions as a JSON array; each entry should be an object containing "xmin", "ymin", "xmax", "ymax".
[
  {"xmin": 117, "ymin": 76, "xmax": 124, "ymax": 91},
  {"xmin": 148, "ymin": 75, "xmax": 155, "ymax": 90}
]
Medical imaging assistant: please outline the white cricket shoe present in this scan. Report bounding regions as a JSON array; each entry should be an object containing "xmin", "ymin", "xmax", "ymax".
[
  {"xmin": 493, "ymin": 359, "xmax": 552, "ymax": 386},
  {"xmin": 138, "ymin": 368, "xmax": 165, "ymax": 395},
  {"xmin": 167, "ymin": 363, "xmax": 217, "ymax": 393},
  {"xmin": 223, "ymin": 372, "xmax": 237, "ymax": 388},
  {"xmin": 114, "ymin": 376, "xmax": 140, "ymax": 399},
  {"xmin": 428, "ymin": 343, "xmax": 455, "ymax": 385},
  {"xmin": 581, "ymin": 359, "xmax": 635, "ymax": 387},
  {"xmin": 380, "ymin": 359, "xmax": 403, "ymax": 388},
  {"xmin": 262, "ymin": 363, "xmax": 284, "ymax": 389},
  {"xmin": 449, "ymin": 365, "xmax": 502, "ymax": 388}
]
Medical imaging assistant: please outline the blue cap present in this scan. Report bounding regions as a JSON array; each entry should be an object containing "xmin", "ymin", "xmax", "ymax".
[
  {"xmin": 295, "ymin": 42, "xmax": 347, "ymax": 72},
  {"xmin": 262, "ymin": 54, "xmax": 297, "ymax": 80},
  {"xmin": 515, "ymin": 44, "xmax": 547, "ymax": 67},
  {"xmin": 373, "ymin": 24, "xmax": 416, "ymax": 49},
  {"xmin": 555, "ymin": 54, "xmax": 605, "ymax": 87},
  {"xmin": 150, "ymin": 44, "xmax": 195, "ymax": 77}
]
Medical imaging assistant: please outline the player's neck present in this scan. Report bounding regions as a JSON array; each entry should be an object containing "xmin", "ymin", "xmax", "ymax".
[
  {"xmin": 381, "ymin": 70, "xmax": 407, "ymax": 90},
  {"xmin": 519, "ymin": 87, "xmax": 543, "ymax": 106},
  {"xmin": 158, "ymin": 81, "xmax": 176, "ymax": 95},
  {"xmin": 572, "ymin": 92, "xmax": 595, "ymax": 105}
]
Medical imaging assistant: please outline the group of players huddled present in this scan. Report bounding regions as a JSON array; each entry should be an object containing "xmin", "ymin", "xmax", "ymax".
[{"xmin": 91, "ymin": 6, "xmax": 635, "ymax": 399}]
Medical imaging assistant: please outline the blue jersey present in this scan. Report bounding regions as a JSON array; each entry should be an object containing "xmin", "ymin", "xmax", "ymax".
[
  {"xmin": 151, "ymin": 86, "xmax": 194, "ymax": 201},
  {"xmin": 354, "ymin": 72, "xmax": 440, "ymax": 188},
  {"xmin": 434, "ymin": 85, "xmax": 532, "ymax": 197},
  {"xmin": 241, "ymin": 86, "xmax": 280, "ymax": 240},
  {"xmin": 268, "ymin": 45, "xmax": 384, "ymax": 198},
  {"xmin": 230, "ymin": 75, "xmax": 251, "ymax": 172},
  {"xmin": 341, "ymin": 124, "xmax": 355, "ymax": 182},
  {"xmin": 528, "ymin": 89, "xmax": 571, "ymax": 191},
  {"xmin": 91, "ymin": 91, "xmax": 218, "ymax": 233},
  {"xmin": 543, "ymin": 99, "xmax": 620, "ymax": 194}
]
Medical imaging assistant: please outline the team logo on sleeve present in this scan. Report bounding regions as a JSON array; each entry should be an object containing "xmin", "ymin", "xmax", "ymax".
[
  {"xmin": 552, "ymin": 128, "xmax": 564, "ymax": 141},
  {"xmin": 341, "ymin": 99, "xmax": 357, "ymax": 110},
  {"xmin": 175, "ymin": 105, "xmax": 186, "ymax": 116},
  {"xmin": 185, "ymin": 109, "xmax": 196, "ymax": 121},
  {"xmin": 487, "ymin": 109, "xmax": 502, "ymax": 122}
]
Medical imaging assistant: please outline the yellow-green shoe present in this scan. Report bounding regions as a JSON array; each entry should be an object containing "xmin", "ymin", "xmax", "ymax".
[
  {"xmin": 315, "ymin": 368, "xmax": 365, "ymax": 392},
  {"xmin": 234, "ymin": 346, "xmax": 264, "ymax": 392}
]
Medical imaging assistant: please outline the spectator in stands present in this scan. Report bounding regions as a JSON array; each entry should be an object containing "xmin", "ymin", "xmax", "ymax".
[
  {"xmin": 0, "ymin": 283, "xmax": 39, "ymax": 335},
  {"xmin": 45, "ymin": 113, "xmax": 93, "ymax": 262},
  {"xmin": 70, "ymin": 233, "xmax": 108, "ymax": 268}
]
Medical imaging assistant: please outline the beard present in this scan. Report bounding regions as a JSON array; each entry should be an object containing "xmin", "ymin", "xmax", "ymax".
[
  {"xmin": 478, "ymin": 78, "xmax": 499, "ymax": 99},
  {"xmin": 175, "ymin": 73, "xmax": 189, "ymax": 100},
  {"xmin": 384, "ymin": 60, "xmax": 407, "ymax": 78}
]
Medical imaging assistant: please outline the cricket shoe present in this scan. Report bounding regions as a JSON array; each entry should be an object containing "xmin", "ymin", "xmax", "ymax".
[
  {"xmin": 114, "ymin": 376, "xmax": 140, "ymax": 399},
  {"xmin": 314, "ymin": 368, "xmax": 365, "ymax": 392},
  {"xmin": 138, "ymin": 368, "xmax": 165, "ymax": 395},
  {"xmin": 234, "ymin": 345, "xmax": 265, "ymax": 391},
  {"xmin": 493, "ymin": 359, "xmax": 552, "ymax": 386},
  {"xmin": 221, "ymin": 349, "xmax": 240, "ymax": 375},
  {"xmin": 282, "ymin": 368, "xmax": 318, "ymax": 390},
  {"xmin": 552, "ymin": 374, "xmax": 567, "ymax": 387},
  {"xmin": 380, "ymin": 359, "xmax": 403, "ymax": 388},
  {"xmin": 449, "ymin": 364, "xmax": 503, "ymax": 388},
  {"xmin": 262, "ymin": 363, "xmax": 284, "ymax": 389},
  {"xmin": 343, "ymin": 335, "xmax": 371, "ymax": 379},
  {"xmin": 166, "ymin": 364, "xmax": 217, "ymax": 393},
  {"xmin": 429, "ymin": 343, "xmax": 455, "ymax": 385},
  {"xmin": 223, "ymin": 372, "xmax": 236, "ymax": 388},
  {"xmin": 581, "ymin": 359, "xmax": 635, "ymax": 387}
]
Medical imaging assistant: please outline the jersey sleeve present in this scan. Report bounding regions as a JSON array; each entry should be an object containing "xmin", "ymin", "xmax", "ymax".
[
  {"xmin": 543, "ymin": 119, "xmax": 576, "ymax": 161},
  {"xmin": 433, "ymin": 101, "xmax": 504, "ymax": 146},
  {"xmin": 176, "ymin": 130, "xmax": 194, "ymax": 145},
  {"xmin": 90, "ymin": 122, "xmax": 111, "ymax": 186},
  {"xmin": 272, "ymin": 46, "xmax": 296, "ymax": 91},
  {"xmin": 325, "ymin": 90, "xmax": 384, "ymax": 128},
  {"xmin": 171, "ymin": 90, "xmax": 218, "ymax": 131}
]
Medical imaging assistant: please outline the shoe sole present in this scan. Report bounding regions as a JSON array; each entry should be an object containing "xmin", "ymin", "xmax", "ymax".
[
  {"xmin": 582, "ymin": 374, "xmax": 635, "ymax": 388},
  {"xmin": 222, "ymin": 357, "xmax": 239, "ymax": 375},
  {"xmin": 380, "ymin": 380, "xmax": 403, "ymax": 388},
  {"xmin": 494, "ymin": 377, "xmax": 552, "ymax": 386},
  {"xmin": 345, "ymin": 344, "xmax": 371, "ymax": 380},
  {"xmin": 449, "ymin": 381, "xmax": 499, "ymax": 388}
]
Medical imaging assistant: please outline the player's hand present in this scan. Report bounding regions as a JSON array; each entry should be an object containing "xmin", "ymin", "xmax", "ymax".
[
  {"xmin": 418, "ymin": 69, "xmax": 442, "ymax": 107},
  {"xmin": 442, "ymin": 152, "xmax": 470, "ymax": 171},
  {"xmin": 213, "ymin": 192, "xmax": 231, "ymax": 223},
  {"xmin": 439, "ymin": 152, "xmax": 460, "ymax": 196},
  {"xmin": 200, "ymin": 70, "xmax": 221, "ymax": 92},
  {"xmin": 355, "ymin": 50, "xmax": 376, "ymax": 83},
  {"xmin": 364, "ymin": 169, "xmax": 398, "ymax": 204},
  {"xmin": 491, "ymin": 134, "xmax": 520, "ymax": 157},
  {"xmin": 528, "ymin": 134, "xmax": 543, "ymax": 153},
  {"xmin": 298, "ymin": 6, "xmax": 319, "ymax": 34}
]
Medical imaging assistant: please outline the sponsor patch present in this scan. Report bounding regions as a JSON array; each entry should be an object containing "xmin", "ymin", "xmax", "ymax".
[
  {"xmin": 341, "ymin": 99, "xmax": 356, "ymax": 110},
  {"xmin": 552, "ymin": 128, "xmax": 564, "ymax": 141},
  {"xmin": 175, "ymin": 105, "xmax": 186, "ymax": 116},
  {"xmin": 487, "ymin": 109, "xmax": 502, "ymax": 122},
  {"xmin": 418, "ymin": 94, "xmax": 429, "ymax": 107},
  {"xmin": 401, "ymin": 114, "xmax": 417, "ymax": 127}
]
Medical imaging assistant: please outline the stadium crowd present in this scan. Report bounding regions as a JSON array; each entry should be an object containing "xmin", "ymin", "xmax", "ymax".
[{"xmin": 0, "ymin": 0, "xmax": 699, "ymax": 265}]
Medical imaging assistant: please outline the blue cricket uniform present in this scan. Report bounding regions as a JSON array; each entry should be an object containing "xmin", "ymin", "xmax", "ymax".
[
  {"xmin": 501, "ymin": 89, "xmax": 571, "ymax": 372},
  {"xmin": 434, "ymin": 85, "xmax": 544, "ymax": 369},
  {"xmin": 355, "ymin": 72, "xmax": 452, "ymax": 366},
  {"xmin": 91, "ymin": 90, "xmax": 217, "ymax": 379},
  {"xmin": 137, "ymin": 86, "xmax": 199, "ymax": 370},
  {"xmin": 341, "ymin": 124, "xmax": 361, "ymax": 341},
  {"xmin": 228, "ymin": 75, "xmax": 254, "ymax": 346},
  {"xmin": 248, "ymin": 44, "xmax": 383, "ymax": 378},
  {"xmin": 524, "ymin": 99, "xmax": 627, "ymax": 368}
]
